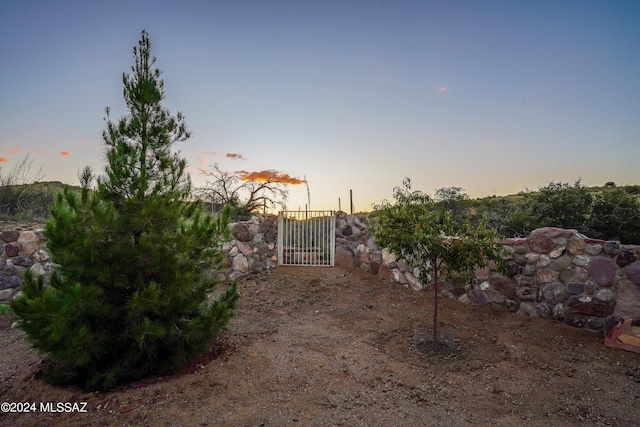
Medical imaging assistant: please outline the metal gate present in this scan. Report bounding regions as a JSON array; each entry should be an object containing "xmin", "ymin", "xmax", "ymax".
[{"xmin": 278, "ymin": 210, "xmax": 336, "ymax": 266}]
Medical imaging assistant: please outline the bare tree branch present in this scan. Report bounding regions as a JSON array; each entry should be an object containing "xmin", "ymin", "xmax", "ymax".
[
  {"xmin": 0, "ymin": 154, "xmax": 45, "ymax": 216},
  {"xmin": 195, "ymin": 164, "xmax": 289, "ymax": 216}
]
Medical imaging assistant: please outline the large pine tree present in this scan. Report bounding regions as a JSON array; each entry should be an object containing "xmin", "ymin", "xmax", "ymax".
[{"xmin": 11, "ymin": 31, "xmax": 240, "ymax": 391}]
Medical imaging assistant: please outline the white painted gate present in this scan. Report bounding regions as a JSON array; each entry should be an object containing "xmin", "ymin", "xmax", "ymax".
[{"xmin": 278, "ymin": 210, "xmax": 336, "ymax": 266}]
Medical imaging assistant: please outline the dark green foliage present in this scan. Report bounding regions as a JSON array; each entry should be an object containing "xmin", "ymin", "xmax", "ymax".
[
  {"xmin": 589, "ymin": 188, "xmax": 640, "ymax": 243},
  {"xmin": 467, "ymin": 181, "xmax": 640, "ymax": 242},
  {"xmin": 626, "ymin": 185, "xmax": 640, "ymax": 195},
  {"xmin": 527, "ymin": 180, "xmax": 593, "ymax": 231},
  {"xmin": 10, "ymin": 31, "xmax": 240, "ymax": 391},
  {"xmin": 0, "ymin": 304, "xmax": 14, "ymax": 315},
  {"xmin": 433, "ymin": 186, "xmax": 473, "ymax": 228}
]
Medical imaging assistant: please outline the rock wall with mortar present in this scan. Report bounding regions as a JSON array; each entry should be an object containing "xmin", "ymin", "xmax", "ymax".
[
  {"xmin": 221, "ymin": 214, "xmax": 279, "ymax": 281},
  {"xmin": 2, "ymin": 214, "xmax": 639, "ymax": 333},
  {"xmin": 0, "ymin": 229, "xmax": 53, "ymax": 303},
  {"xmin": 331, "ymin": 215, "xmax": 640, "ymax": 331},
  {"xmin": 0, "ymin": 216, "xmax": 280, "ymax": 303},
  {"xmin": 464, "ymin": 227, "xmax": 640, "ymax": 330}
]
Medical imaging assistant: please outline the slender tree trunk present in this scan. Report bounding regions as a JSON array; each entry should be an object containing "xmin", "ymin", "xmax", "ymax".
[{"xmin": 432, "ymin": 258, "xmax": 439, "ymax": 352}]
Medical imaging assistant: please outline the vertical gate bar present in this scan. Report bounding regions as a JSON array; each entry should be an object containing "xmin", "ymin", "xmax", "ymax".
[
  {"xmin": 286, "ymin": 214, "xmax": 290, "ymax": 265},
  {"xmin": 320, "ymin": 212, "xmax": 323, "ymax": 265},
  {"xmin": 325, "ymin": 212, "xmax": 329, "ymax": 267},
  {"xmin": 291, "ymin": 213, "xmax": 295, "ymax": 265},
  {"xmin": 289, "ymin": 214, "xmax": 292, "ymax": 265},
  {"xmin": 321, "ymin": 212, "xmax": 325, "ymax": 265},
  {"xmin": 288, "ymin": 214, "xmax": 293, "ymax": 265},
  {"xmin": 312, "ymin": 213, "xmax": 316, "ymax": 266},
  {"xmin": 308, "ymin": 212, "xmax": 311, "ymax": 265},
  {"xmin": 277, "ymin": 212, "xmax": 283, "ymax": 265},
  {"xmin": 291, "ymin": 212, "xmax": 295, "ymax": 265},
  {"xmin": 287, "ymin": 214, "xmax": 291, "ymax": 265},
  {"xmin": 308, "ymin": 213, "xmax": 311, "ymax": 266},
  {"xmin": 298, "ymin": 211, "xmax": 302, "ymax": 266},
  {"xmin": 298, "ymin": 213, "xmax": 301, "ymax": 265},
  {"xmin": 318, "ymin": 212, "xmax": 322, "ymax": 266},
  {"xmin": 326, "ymin": 212, "xmax": 330, "ymax": 266},
  {"xmin": 330, "ymin": 211, "xmax": 336, "ymax": 266},
  {"xmin": 303, "ymin": 211, "xmax": 306, "ymax": 265},
  {"xmin": 316, "ymin": 217, "xmax": 324, "ymax": 265},
  {"xmin": 318, "ymin": 213, "xmax": 322, "ymax": 265},
  {"xmin": 323, "ymin": 213, "xmax": 326, "ymax": 265},
  {"xmin": 297, "ymin": 211, "xmax": 301, "ymax": 265}
]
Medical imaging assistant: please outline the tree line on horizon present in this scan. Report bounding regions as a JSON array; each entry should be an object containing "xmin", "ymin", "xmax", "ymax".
[
  {"xmin": 2, "ymin": 169, "xmax": 640, "ymax": 243},
  {"xmin": 364, "ymin": 180, "xmax": 640, "ymax": 244}
]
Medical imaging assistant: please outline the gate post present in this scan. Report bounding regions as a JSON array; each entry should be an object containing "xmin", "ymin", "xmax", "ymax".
[{"xmin": 277, "ymin": 211, "xmax": 284, "ymax": 265}]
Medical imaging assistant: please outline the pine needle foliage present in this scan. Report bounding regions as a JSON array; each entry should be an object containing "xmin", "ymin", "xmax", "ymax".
[{"xmin": 11, "ymin": 31, "xmax": 240, "ymax": 391}]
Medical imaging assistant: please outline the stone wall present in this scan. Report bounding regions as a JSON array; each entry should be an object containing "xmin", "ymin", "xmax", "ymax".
[
  {"xmin": 0, "ymin": 229, "xmax": 53, "ymax": 302},
  {"xmin": 0, "ymin": 216, "xmax": 280, "ymax": 303},
  {"xmin": 2, "ymin": 213, "xmax": 640, "ymax": 333},
  {"xmin": 330, "ymin": 217, "xmax": 640, "ymax": 330},
  {"xmin": 221, "ymin": 214, "xmax": 279, "ymax": 281},
  {"xmin": 466, "ymin": 228, "xmax": 640, "ymax": 330},
  {"xmin": 332, "ymin": 211, "xmax": 425, "ymax": 291}
]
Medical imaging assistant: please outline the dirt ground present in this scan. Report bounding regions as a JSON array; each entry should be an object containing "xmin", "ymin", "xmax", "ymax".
[{"xmin": 1, "ymin": 266, "xmax": 639, "ymax": 427}]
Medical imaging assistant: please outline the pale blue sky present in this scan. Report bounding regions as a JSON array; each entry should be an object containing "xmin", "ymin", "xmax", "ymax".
[{"xmin": 1, "ymin": 0, "xmax": 639, "ymax": 212}]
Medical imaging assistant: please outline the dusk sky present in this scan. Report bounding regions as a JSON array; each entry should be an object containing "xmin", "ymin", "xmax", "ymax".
[{"xmin": 1, "ymin": 0, "xmax": 639, "ymax": 212}]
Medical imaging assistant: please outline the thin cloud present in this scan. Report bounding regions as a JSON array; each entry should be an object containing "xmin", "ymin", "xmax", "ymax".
[
  {"xmin": 59, "ymin": 151, "xmax": 70, "ymax": 156},
  {"xmin": 197, "ymin": 150, "xmax": 216, "ymax": 164},
  {"xmin": 226, "ymin": 153, "xmax": 244, "ymax": 160},
  {"xmin": 437, "ymin": 86, "xmax": 448, "ymax": 94},
  {"xmin": 7, "ymin": 146, "xmax": 20, "ymax": 155},
  {"xmin": 0, "ymin": 157, "xmax": 8, "ymax": 163},
  {"xmin": 197, "ymin": 167, "xmax": 208, "ymax": 175},
  {"xmin": 237, "ymin": 170, "xmax": 305, "ymax": 185}
]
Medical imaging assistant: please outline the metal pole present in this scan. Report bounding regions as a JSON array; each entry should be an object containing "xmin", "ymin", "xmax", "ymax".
[
  {"xmin": 350, "ymin": 189, "xmax": 353, "ymax": 214},
  {"xmin": 277, "ymin": 212, "xmax": 283, "ymax": 265}
]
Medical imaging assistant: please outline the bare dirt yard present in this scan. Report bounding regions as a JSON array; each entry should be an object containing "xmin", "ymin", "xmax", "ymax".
[{"xmin": 1, "ymin": 266, "xmax": 639, "ymax": 427}]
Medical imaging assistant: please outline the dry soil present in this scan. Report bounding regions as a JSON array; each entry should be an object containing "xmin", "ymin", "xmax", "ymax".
[{"xmin": 1, "ymin": 266, "xmax": 639, "ymax": 427}]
